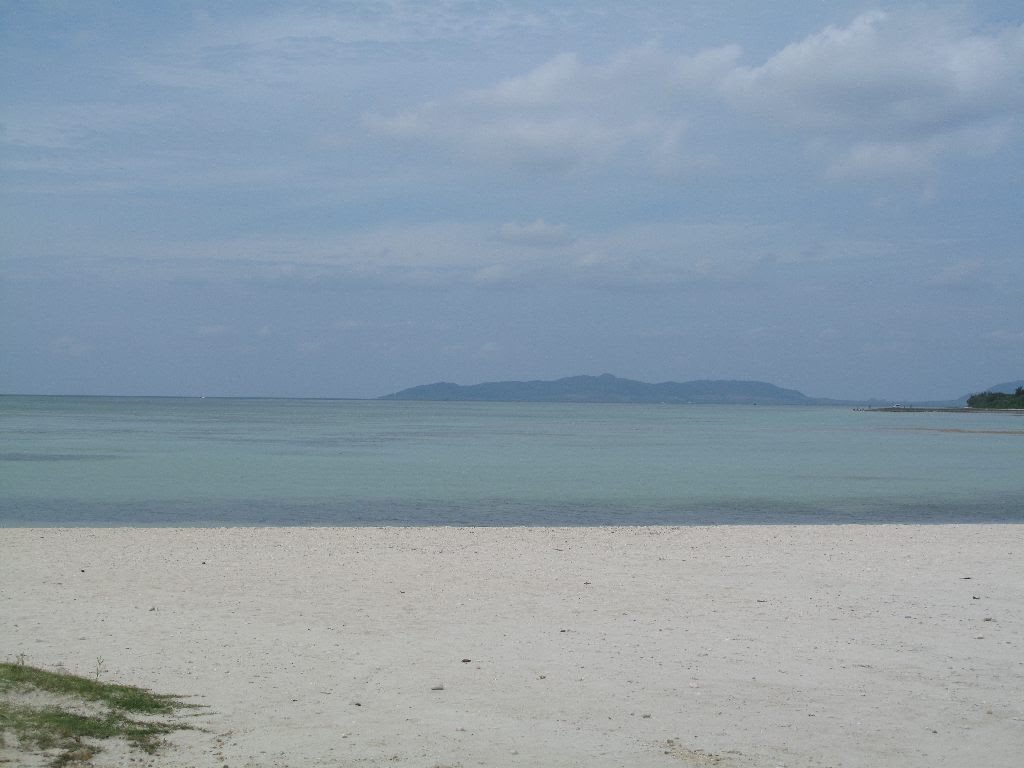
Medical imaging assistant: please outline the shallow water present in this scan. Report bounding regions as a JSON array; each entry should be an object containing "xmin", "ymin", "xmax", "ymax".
[{"xmin": 1, "ymin": 396, "xmax": 1022, "ymax": 526}]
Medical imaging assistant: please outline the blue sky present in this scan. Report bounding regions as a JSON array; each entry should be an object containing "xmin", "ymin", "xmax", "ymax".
[{"xmin": 2, "ymin": 1, "xmax": 1022, "ymax": 400}]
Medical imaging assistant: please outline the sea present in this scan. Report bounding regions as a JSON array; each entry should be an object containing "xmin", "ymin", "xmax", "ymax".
[{"xmin": 1, "ymin": 395, "xmax": 1022, "ymax": 527}]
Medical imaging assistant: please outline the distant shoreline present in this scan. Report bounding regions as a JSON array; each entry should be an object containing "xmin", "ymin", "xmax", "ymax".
[{"xmin": 858, "ymin": 406, "xmax": 1024, "ymax": 413}]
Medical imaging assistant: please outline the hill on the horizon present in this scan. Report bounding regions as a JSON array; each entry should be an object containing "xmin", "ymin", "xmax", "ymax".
[
  {"xmin": 381, "ymin": 374, "xmax": 1024, "ymax": 406},
  {"xmin": 956, "ymin": 379, "xmax": 1024, "ymax": 404},
  {"xmin": 380, "ymin": 374, "xmax": 835, "ymax": 405}
]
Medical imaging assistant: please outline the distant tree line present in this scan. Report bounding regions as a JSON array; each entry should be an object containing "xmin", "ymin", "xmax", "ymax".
[{"xmin": 966, "ymin": 387, "xmax": 1024, "ymax": 409}]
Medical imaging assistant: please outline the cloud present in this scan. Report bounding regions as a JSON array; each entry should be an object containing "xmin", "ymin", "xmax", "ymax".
[
  {"xmin": 498, "ymin": 219, "xmax": 573, "ymax": 247},
  {"xmin": 4, "ymin": 216, "xmax": 799, "ymax": 293},
  {"xmin": 130, "ymin": 4, "xmax": 550, "ymax": 97},
  {"xmin": 478, "ymin": 341, "xmax": 500, "ymax": 357},
  {"xmin": 722, "ymin": 10, "xmax": 1024, "ymax": 177},
  {"xmin": 926, "ymin": 260, "xmax": 986, "ymax": 289},
  {"xmin": 11, "ymin": 5, "xmax": 1019, "ymax": 200},
  {"xmin": 825, "ymin": 137, "xmax": 947, "ymax": 180},
  {"xmin": 0, "ymin": 104, "xmax": 175, "ymax": 151},
  {"xmin": 365, "ymin": 43, "xmax": 696, "ymax": 174},
  {"xmin": 723, "ymin": 11, "xmax": 1023, "ymax": 131},
  {"xmin": 368, "ymin": 10, "xmax": 1023, "ymax": 181},
  {"xmin": 824, "ymin": 119, "xmax": 1015, "ymax": 180}
]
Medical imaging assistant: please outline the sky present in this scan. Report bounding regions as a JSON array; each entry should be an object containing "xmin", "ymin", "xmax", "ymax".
[{"xmin": 1, "ymin": 1, "xmax": 1022, "ymax": 401}]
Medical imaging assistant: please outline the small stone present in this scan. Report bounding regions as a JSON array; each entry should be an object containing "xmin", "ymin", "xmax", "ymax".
[
  {"xmin": 461, "ymin": 658, "xmax": 471, "ymax": 663},
  {"xmin": 431, "ymin": 683, "xmax": 445, "ymax": 691}
]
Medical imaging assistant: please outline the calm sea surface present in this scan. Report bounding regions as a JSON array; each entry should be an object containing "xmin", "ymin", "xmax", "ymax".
[{"xmin": 1, "ymin": 395, "xmax": 1022, "ymax": 526}]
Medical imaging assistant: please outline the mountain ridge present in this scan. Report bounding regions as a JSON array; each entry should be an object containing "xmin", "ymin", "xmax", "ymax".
[
  {"xmin": 380, "ymin": 373, "xmax": 850, "ymax": 405},
  {"xmin": 380, "ymin": 374, "xmax": 1024, "ymax": 405}
]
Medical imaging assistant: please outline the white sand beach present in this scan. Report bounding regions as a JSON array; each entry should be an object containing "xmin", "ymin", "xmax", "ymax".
[{"xmin": 2, "ymin": 525, "xmax": 1022, "ymax": 767}]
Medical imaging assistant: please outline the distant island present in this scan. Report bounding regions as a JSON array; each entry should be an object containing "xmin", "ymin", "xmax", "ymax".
[
  {"xmin": 380, "ymin": 374, "xmax": 850, "ymax": 405},
  {"xmin": 380, "ymin": 375, "xmax": 1024, "ymax": 407},
  {"xmin": 967, "ymin": 387, "xmax": 1024, "ymax": 409}
]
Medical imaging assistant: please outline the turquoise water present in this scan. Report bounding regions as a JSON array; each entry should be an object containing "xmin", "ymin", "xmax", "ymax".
[{"xmin": 1, "ymin": 395, "xmax": 1022, "ymax": 526}]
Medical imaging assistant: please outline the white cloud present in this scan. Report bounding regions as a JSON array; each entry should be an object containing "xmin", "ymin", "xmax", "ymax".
[
  {"xmin": 0, "ymin": 103, "xmax": 174, "ymax": 150},
  {"xmin": 478, "ymin": 341, "xmax": 501, "ymax": 357},
  {"xmin": 471, "ymin": 263, "xmax": 518, "ymax": 287},
  {"xmin": 131, "ymin": 3, "xmax": 550, "ymax": 96},
  {"xmin": 12, "ymin": 6, "xmax": 1018, "ymax": 198},
  {"xmin": 723, "ymin": 10, "xmax": 1024, "ymax": 177},
  {"xmin": 675, "ymin": 45, "xmax": 742, "ymax": 89},
  {"xmin": 368, "ymin": 10, "xmax": 1023, "ymax": 181},
  {"xmin": 365, "ymin": 43, "xmax": 697, "ymax": 174},
  {"xmin": 926, "ymin": 260, "xmax": 987, "ymax": 289},
  {"xmin": 818, "ymin": 327, "xmax": 841, "ymax": 341},
  {"xmin": 10, "ymin": 215, "xmax": 806, "ymax": 293},
  {"xmin": 481, "ymin": 53, "xmax": 583, "ymax": 109},
  {"xmin": 723, "ymin": 11, "xmax": 1023, "ymax": 131},
  {"xmin": 825, "ymin": 118, "xmax": 1014, "ymax": 180},
  {"xmin": 498, "ymin": 219, "xmax": 573, "ymax": 247}
]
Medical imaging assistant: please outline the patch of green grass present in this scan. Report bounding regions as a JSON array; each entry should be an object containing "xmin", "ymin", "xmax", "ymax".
[
  {"xmin": 0, "ymin": 701, "xmax": 181, "ymax": 752},
  {"xmin": 0, "ymin": 660, "xmax": 198, "ymax": 767},
  {"xmin": 0, "ymin": 662, "xmax": 184, "ymax": 715}
]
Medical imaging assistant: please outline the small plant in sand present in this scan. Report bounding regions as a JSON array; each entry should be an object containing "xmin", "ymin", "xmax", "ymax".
[{"xmin": 0, "ymin": 658, "xmax": 199, "ymax": 767}]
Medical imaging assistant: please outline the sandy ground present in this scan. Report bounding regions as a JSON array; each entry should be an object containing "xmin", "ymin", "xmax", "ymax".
[{"xmin": 1, "ymin": 525, "xmax": 1022, "ymax": 768}]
